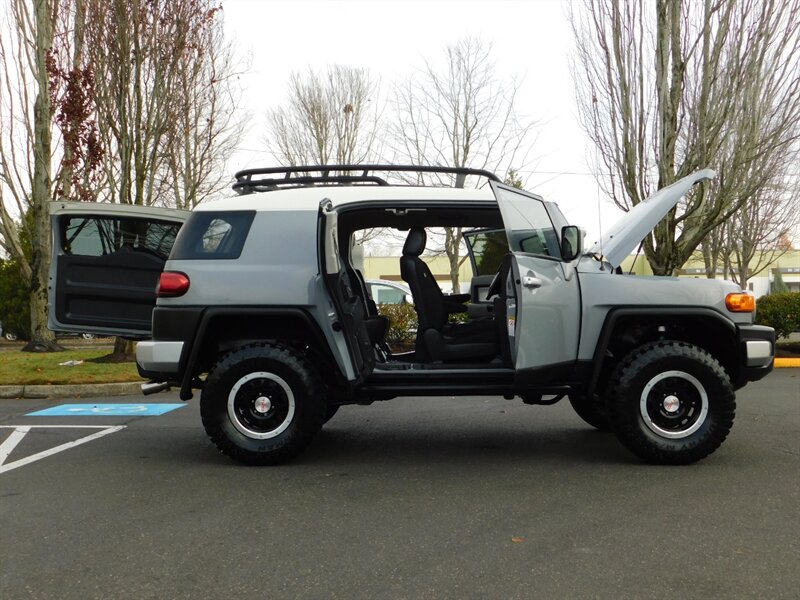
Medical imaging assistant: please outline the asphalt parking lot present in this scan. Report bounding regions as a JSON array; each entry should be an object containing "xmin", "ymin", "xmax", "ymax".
[{"xmin": 0, "ymin": 370, "xmax": 797, "ymax": 599}]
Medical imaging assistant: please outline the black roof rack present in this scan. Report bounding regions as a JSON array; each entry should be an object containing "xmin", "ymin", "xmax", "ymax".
[{"xmin": 232, "ymin": 164, "xmax": 501, "ymax": 195}]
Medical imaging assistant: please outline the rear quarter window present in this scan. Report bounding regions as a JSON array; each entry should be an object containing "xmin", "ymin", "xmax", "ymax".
[{"xmin": 170, "ymin": 211, "xmax": 255, "ymax": 260}]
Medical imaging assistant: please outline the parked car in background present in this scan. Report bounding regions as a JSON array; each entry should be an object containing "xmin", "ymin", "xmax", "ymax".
[
  {"xmin": 0, "ymin": 320, "xmax": 17, "ymax": 341},
  {"xmin": 367, "ymin": 280, "xmax": 413, "ymax": 305},
  {"xmin": 0, "ymin": 321, "xmax": 96, "ymax": 341}
]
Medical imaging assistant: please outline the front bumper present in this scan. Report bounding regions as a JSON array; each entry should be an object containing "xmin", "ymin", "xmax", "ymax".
[{"xmin": 735, "ymin": 324, "xmax": 775, "ymax": 387}]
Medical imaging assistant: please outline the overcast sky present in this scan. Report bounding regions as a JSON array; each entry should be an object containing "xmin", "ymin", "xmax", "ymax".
[{"xmin": 221, "ymin": 0, "xmax": 623, "ymax": 243}]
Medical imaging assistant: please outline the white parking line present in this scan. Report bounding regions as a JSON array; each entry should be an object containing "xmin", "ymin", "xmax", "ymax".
[{"xmin": 0, "ymin": 425, "xmax": 125, "ymax": 475}]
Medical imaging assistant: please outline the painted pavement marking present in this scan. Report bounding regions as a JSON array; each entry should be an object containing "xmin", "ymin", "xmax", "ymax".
[
  {"xmin": 26, "ymin": 403, "xmax": 185, "ymax": 417},
  {"xmin": 0, "ymin": 425, "xmax": 125, "ymax": 475}
]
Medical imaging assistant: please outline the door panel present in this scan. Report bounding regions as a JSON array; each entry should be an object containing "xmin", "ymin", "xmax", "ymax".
[
  {"xmin": 511, "ymin": 255, "xmax": 580, "ymax": 369},
  {"xmin": 489, "ymin": 182, "xmax": 581, "ymax": 371},
  {"xmin": 318, "ymin": 200, "xmax": 375, "ymax": 383},
  {"xmin": 48, "ymin": 202, "xmax": 187, "ymax": 338}
]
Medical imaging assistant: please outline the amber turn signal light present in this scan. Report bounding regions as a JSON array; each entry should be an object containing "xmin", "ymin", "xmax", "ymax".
[
  {"xmin": 157, "ymin": 271, "xmax": 190, "ymax": 297},
  {"xmin": 725, "ymin": 292, "xmax": 755, "ymax": 312}
]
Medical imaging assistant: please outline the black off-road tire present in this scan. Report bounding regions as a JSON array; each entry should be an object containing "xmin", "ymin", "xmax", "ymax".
[
  {"xmin": 323, "ymin": 403, "xmax": 340, "ymax": 424},
  {"xmin": 568, "ymin": 394, "xmax": 610, "ymax": 431},
  {"xmin": 606, "ymin": 341, "xmax": 735, "ymax": 465},
  {"xmin": 200, "ymin": 343, "xmax": 325, "ymax": 465}
]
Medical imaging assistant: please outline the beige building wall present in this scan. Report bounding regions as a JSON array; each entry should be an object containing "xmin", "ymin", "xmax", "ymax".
[
  {"xmin": 363, "ymin": 255, "xmax": 473, "ymax": 293},
  {"xmin": 367, "ymin": 249, "xmax": 800, "ymax": 295}
]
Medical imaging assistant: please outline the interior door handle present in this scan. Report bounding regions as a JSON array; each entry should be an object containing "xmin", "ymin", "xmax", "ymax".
[{"xmin": 522, "ymin": 275, "xmax": 543, "ymax": 288}]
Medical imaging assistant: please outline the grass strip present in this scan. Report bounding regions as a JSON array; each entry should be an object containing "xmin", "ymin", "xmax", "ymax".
[{"xmin": 0, "ymin": 349, "xmax": 143, "ymax": 385}]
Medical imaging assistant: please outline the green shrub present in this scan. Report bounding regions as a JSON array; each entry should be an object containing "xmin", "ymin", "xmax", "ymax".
[
  {"xmin": 377, "ymin": 303, "xmax": 418, "ymax": 347},
  {"xmin": 0, "ymin": 258, "xmax": 31, "ymax": 339},
  {"xmin": 755, "ymin": 292, "xmax": 800, "ymax": 339}
]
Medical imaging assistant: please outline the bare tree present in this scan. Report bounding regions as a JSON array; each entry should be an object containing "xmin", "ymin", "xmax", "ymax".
[
  {"xmin": 570, "ymin": 0, "xmax": 800, "ymax": 275},
  {"xmin": 391, "ymin": 37, "xmax": 536, "ymax": 291},
  {"xmin": 83, "ymin": 0, "xmax": 243, "ymax": 357},
  {"xmin": 162, "ymin": 8, "xmax": 244, "ymax": 210},
  {"xmin": 703, "ymin": 181, "xmax": 800, "ymax": 287},
  {"xmin": 266, "ymin": 65, "xmax": 382, "ymax": 167},
  {"xmin": 83, "ymin": 0, "xmax": 241, "ymax": 209}
]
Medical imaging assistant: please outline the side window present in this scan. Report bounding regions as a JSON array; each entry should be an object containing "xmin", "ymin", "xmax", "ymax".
[
  {"xmin": 62, "ymin": 216, "xmax": 179, "ymax": 260},
  {"xmin": 494, "ymin": 187, "xmax": 561, "ymax": 260},
  {"xmin": 466, "ymin": 229, "xmax": 510, "ymax": 276},
  {"xmin": 171, "ymin": 211, "xmax": 255, "ymax": 260}
]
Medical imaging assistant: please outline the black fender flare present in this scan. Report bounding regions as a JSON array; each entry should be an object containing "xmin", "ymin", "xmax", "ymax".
[
  {"xmin": 179, "ymin": 306, "xmax": 335, "ymax": 400},
  {"xmin": 586, "ymin": 307, "xmax": 737, "ymax": 398}
]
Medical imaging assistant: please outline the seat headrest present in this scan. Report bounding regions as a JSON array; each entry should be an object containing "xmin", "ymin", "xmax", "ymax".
[{"xmin": 402, "ymin": 228, "xmax": 426, "ymax": 256}]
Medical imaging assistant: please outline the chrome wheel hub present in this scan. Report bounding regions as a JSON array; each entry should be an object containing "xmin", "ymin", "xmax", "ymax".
[
  {"xmin": 227, "ymin": 372, "xmax": 295, "ymax": 440},
  {"xmin": 254, "ymin": 396, "xmax": 272, "ymax": 414},
  {"xmin": 662, "ymin": 395, "xmax": 680, "ymax": 413},
  {"xmin": 639, "ymin": 370, "xmax": 708, "ymax": 439}
]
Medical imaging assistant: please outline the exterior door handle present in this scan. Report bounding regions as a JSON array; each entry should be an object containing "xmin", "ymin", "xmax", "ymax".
[{"xmin": 522, "ymin": 275, "xmax": 543, "ymax": 288}]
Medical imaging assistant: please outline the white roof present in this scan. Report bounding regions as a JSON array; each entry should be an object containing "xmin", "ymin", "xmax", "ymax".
[{"xmin": 195, "ymin": 185, "xmax": 496, "ymax": 212}]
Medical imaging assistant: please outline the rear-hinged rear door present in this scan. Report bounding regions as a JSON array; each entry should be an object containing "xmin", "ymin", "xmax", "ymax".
[{"xmin": 48, "ymin": 202, "xmax": 188, "ymax": 339}]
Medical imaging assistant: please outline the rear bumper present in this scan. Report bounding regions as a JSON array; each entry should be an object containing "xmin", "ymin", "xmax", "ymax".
[
  {"xmin": 735, "ymin": 324, "xmax": 775, "ymax": 387},
  {"xmin": 136, "ymin": 341, "xmax": 184, "ymax": 379}
]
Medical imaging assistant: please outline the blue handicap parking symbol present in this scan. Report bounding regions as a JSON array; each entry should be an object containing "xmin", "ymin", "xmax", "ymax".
[{"xmin": 26, "ymin": 403, "xmax": 186, "ymax": 417}]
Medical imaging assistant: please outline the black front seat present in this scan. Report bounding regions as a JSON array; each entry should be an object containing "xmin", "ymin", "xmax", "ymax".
[{"xmin": 400, "ymin": 228, "xmax": 498, "ymax": 362}]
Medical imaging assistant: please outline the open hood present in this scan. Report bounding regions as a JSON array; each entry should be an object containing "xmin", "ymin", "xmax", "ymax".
[{"xmin": 589, "ymin": 169, "xmax": 716, "ymax": 268}]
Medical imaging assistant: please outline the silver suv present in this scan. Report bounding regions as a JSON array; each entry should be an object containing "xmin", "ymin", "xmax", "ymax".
[{"xmin": 48, "ymin": 165, "xmax": 774, "ymax": 465}]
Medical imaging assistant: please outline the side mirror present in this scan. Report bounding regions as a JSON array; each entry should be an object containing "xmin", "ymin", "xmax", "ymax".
[{"xmin": 560, "ymin": 225, "xmax": 583, "ymax": 262}]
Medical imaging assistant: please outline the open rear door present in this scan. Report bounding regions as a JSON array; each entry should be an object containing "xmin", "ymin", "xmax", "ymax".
[
  {"xmin": 318, "ymin": 200, "xmax": 377, "ymax": 382},
  {"xmin": 48, "ymin": 202, "xmax": 188, "ymax": 339}
]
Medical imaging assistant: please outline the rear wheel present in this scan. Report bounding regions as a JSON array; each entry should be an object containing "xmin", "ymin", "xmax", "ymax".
[
  {"xmin": 201, "ymin": 343, "xmax": 325, "ymax": 465},
  {"xmin": 606, "ymin": 341, "xmax": 735, "ymax": 465}
]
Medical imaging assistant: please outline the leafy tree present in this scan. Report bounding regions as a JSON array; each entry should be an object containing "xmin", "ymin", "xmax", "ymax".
[
  {"xmin": 0, "ymin": 258, "xmax": 31, "ymax": 339},
  {"xmin": 771, "ymin": 270, "xmax": 790, "ymax": 294},
  {"xmin": 504, "ymin": 168, "xmax": 525, "ymax": 190}
]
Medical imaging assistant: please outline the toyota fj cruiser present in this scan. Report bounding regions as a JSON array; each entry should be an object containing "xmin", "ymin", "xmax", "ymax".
[{"xmin": 48, "ymin": 165, "xmax": 774, "ymax": 465}]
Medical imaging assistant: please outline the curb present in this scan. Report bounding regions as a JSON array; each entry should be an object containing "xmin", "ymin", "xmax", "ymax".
[
  {"xmin": 0, "ymin": 382, "xmax": 143, "ymax": 400},
  {"xmin": 774, "ymin": 358, "xmax": 800, "ymax": 368}
]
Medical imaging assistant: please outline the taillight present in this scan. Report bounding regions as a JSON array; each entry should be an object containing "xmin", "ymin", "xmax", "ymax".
[
  {"xmin": 157, "ymin": 271, "xmax": 190, "ymax": 297},
  {"xmin": 725, "ymin": 292, "xmax": 755, "ymax": 313}
]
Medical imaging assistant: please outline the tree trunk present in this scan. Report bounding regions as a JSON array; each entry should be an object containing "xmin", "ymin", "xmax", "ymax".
[
  {"xmin": 444, "ymin": 226, "xmax": 461, "ymax": 292},
  {"xmin": 110, "ymin": 337, "xmax": 136, "ymax": 361},
  {"xmin": 24, "ymin": 0, "xmax": 63, "ymax": 353},
  {"xmin": 701, "ymin": 242, "xmax": 716, "ymax": 278}
]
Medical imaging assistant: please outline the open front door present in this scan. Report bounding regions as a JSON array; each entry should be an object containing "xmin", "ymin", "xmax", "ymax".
[
  {"xmin": 48, "ymin": 202, "xmax": 188, "ymax": 339},
  {"xmin": 489, "ymin": 183, "xmax": 581, "ymax": 376}
]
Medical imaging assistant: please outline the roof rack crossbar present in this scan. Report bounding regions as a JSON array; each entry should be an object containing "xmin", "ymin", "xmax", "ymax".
[
  {"xmin": 232, "ymin": 164, "xmax": 500, "ymax": 195},
  {"xmin": 233, "ymin": 174, "xmax": 389, "ymax": 193}
]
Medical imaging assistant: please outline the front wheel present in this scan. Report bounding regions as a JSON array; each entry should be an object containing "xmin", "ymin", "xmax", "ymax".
[
  {"xmin": 568, "ymin": 394, "xmax": 610, "ymax": 430},
  {"xmin": 5, "ymin": 332, "xmax": 18, "ymax": 341},
  {"xmin": 200, "ymin": 343, "xmax": 326, "ymax": 465},
  {"xmin": 606, "ymin": 341, "xmax": 735, "ymax": 465}
]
